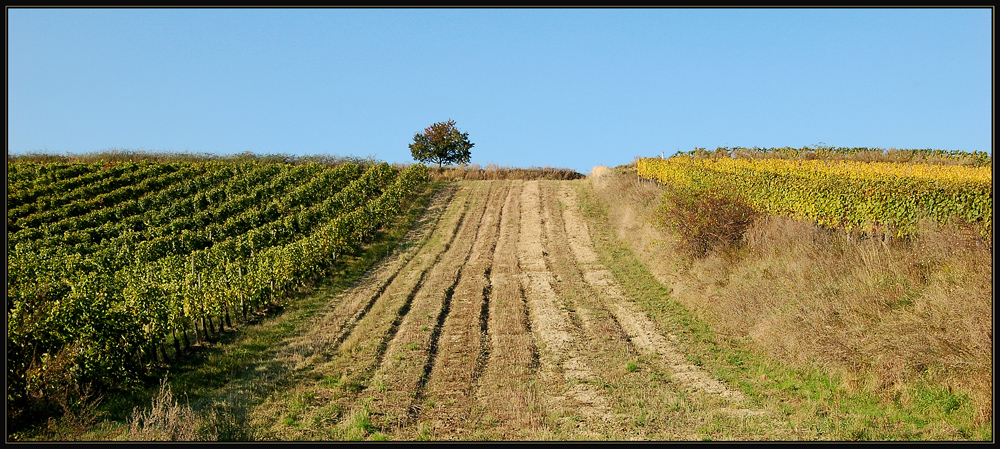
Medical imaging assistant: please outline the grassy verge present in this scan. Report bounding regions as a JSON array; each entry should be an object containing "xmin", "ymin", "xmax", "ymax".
[
  {"xmin": 18, "ymin": 181, "xmax": 443, "ymax": 441},
  {"xmin": 575, "ymin": 176, "xmax": 992, "ymax": 441}
]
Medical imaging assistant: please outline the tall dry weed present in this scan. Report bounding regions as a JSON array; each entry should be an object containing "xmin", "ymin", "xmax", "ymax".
[{"xmin": 126, "ymin": 379, "xmax": 206, "ymax": 441}]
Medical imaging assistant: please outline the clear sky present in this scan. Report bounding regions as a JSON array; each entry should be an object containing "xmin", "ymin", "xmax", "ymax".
[{"xmin": 7, "ymin": 7, "xmax": 993, "ymax": 174}]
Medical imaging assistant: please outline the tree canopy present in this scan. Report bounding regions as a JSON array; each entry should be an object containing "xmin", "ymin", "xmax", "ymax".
[{"xmin": 409, "ymin": 119, "xmax": 474, "ymax": 169}]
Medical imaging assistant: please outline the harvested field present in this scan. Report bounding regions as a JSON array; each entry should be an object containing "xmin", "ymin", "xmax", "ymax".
[{"xmin": 243, "ymin": 180, "xmax": 786, "ymax": 440}]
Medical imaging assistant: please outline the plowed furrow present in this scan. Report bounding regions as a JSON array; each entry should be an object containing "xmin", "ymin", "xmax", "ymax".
[
  {"xmin": 474, "ymin": 181, "xmax": 546, "ymax": 437},
  {"xmin": 417, "ymin": 181, "xmax": 510, "ymax": 438},
  {"xmin": 358, "ymin": 181, "xmax": 493, "ymax": 432},
  {"xmin": 537, "ymin": 180, "xmax": 635, "ymax": 351},
  {"xmin": 317, "ymin": 182, "xmax": 479, "ymax": 417},
  {"xmin": 518, "ymin": 181, "xmax": 618, "ymax": 429},
  {"xmin": 241, "ymin": 178, "xmax": 785, "ymax": 441},
  {"xmin": 557, "ymin": 183, "xmax": 749, "ymax": 402},
  {"xmin": 286, "ymin": 184, "xmax": 460, "ymax": 366}
]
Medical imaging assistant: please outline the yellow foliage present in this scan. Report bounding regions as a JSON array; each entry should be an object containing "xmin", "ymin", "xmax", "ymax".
[{"xmin": 638, "ymin": 156, "xmax": 992, "ymax": 240}]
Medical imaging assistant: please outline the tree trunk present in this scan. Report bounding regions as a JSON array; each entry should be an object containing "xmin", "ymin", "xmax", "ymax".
[
  {"xmin": 208, "ymin": 314, "xmax": 217, "ymax": 339},
  {"xmin": 172, "ymin": 329, "xmax": 182, "ymax": 356},
  {"xmin": 160, "ymin": 341, "xmax": 171, "ymax": 364},
  {"xmin": 194, "ymin": 318, "xmax": 202, "ymax": 344}
]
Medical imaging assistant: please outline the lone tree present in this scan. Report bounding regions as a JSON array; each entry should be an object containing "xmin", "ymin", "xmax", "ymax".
[{"xmin": 409, "ymin": 119, "xmax": 474, "ymax": 169}]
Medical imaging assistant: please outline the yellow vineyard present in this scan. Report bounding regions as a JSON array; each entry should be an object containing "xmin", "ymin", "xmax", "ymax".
[{"xmin": 637, "ymin": 155, "xmax": 992, "ymax": 239}]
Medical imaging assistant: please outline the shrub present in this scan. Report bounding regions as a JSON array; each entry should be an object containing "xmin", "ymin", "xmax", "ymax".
[{"xmin": 654, "ymin": 186, "xmax": 759, "ymax": 259}]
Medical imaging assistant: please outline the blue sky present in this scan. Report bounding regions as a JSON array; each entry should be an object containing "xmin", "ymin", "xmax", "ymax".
[{"xmin": 7, "ymin": 7, "xmax": 993, "ymax": 174}]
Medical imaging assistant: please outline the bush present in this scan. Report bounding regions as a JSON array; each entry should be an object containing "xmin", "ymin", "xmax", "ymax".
[{"xmin": 654, "ymin": 186, "xmax": 759, "ymax": 259}]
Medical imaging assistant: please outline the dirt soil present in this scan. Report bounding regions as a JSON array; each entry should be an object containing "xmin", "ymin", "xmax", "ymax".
[{"xmin": 238, "ymin": 180, "xmax": 794, "ymax": 440}]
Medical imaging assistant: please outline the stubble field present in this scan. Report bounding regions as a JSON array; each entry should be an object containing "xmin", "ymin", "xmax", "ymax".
[{"xmin": 223, "ymin": 179, "xmax": 790, "ymax": 440}]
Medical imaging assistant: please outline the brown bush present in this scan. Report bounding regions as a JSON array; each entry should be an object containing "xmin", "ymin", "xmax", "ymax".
[
  {"xmin": 9, "ymin": 342, "xmax": 108, "ymax": 440},
  {"xmin": 654, "ymin": 185, "xmax": 760, "ymax": 259}
]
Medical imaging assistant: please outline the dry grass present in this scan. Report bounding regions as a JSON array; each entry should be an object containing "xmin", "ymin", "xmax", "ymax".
[
  {"xmin": 125, "ymin": 379, "xmax": 204, "ymax": 441},
  {"xmin": 415, "ymin": 163, "xmax": 584, "ymax": 181},
  {"xmin": 587, "ymin": 163, "xmax": 993, "ymax": 428}
]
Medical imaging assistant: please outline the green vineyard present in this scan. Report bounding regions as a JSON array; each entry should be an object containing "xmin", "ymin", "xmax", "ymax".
[{"xmin": 7, "ymin": 158, "xmax": 429, "ymax": 407}]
